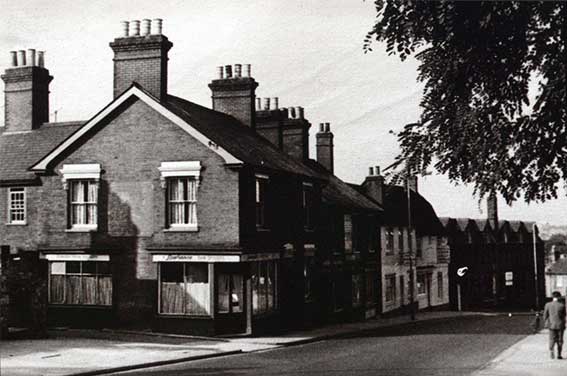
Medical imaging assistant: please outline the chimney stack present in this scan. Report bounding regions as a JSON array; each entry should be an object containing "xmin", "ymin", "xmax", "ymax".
[
  {"xmin": 487, "ymin": 192, "xmax": 498, "ymax": 230},
  {"xmin": 209, "ymin": 64, "xmax": 258, "ymax": 128},
  {"xmin": 2, "ymin": 48, "xmax": 53, "ymax": 131},
  {"xmin": 110, "ymin": 19, "xmax": 172, "ymax": 100},
  {"xmin": 363, "ymin": 165, "xmax": 385, "ymax": 205},
  {"xmin": 316, "ymin": 121, "xmax": 334, "ymax": 173},
  {"xmin": 281, "ymin": 106, "xmax": 310, "ymax": 161}
]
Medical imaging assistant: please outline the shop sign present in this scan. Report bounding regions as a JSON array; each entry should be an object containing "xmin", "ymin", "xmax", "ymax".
[
  {"xmin": 42, "ymin": 254, "xmax": 110, "ymax": 261},
  {"xmin": 152, "ymin": 254, "xmax": 240, "ymax": 263},
  {"xmin": 241, "ymin": 252, "xmax": 280, "ymax": 262}
]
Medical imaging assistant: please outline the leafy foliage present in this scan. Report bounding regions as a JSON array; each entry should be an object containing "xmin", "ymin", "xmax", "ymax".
[{"xmin": 365, "ymin": 1, "xmax": 566, "ymax": 203}]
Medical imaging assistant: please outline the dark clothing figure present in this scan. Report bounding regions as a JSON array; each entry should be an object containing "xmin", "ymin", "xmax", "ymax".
[{"xmin": 544, "ymin": 294, "xmax": 566, "ymax": 359}]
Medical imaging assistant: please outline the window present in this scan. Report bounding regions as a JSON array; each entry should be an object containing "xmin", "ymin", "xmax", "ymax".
[
  {"xmin": 385, "ymin": 228, "xmax": 394, "ymax": 255},
  {"xmin": 217, "ymin": 273, "xmax": 243, "ymax": 314},
  {"xmin": 252, "ymin": 260, "xmax": 277, "ymax": 315},
  {"xmin": 255, "ymin": 175, "xmax": 269, "ymax": 228},
  {"xmin": 302, "ymin": 182, "xmax": 315, "ymax": 230},
  {"xmin": 8, "ymin": 187, "xmax": 26, "ymax": 224},
  {"xmin": 304, "ymin": 256, "xmax": 315, "ymax": 301},
  {"xmin": 49, "ymin": 261, "xmax": 112, "ymax": 306},
  {"xmin": 167, "ymin": 177, "xmax": 198, "ymax": 229},
  {"xmin": 70, "ymin": 180, "xmax": 98, "ymax": 228},
  {"xmin": 398, "ymin": 228, "xmax": 404, "ymax": 252},
  {"xmin": 369, "ymin": 226, "xmax": 379, "ymax": 254},
  {"xmin": 352, "ymin": 274, "xmax": 363, "ymax": 307},
  {"xmin": 437, "ymin": 272, "xmax": 444, "ymax": 299},
  {"xmin": 385, "ymin": 274, "xmax": 396, "ymax": 303},
  {"xmin": 366, "ymin": 272, "xmax": 376, "ymax": 305},
  {"xmin": 416, "ymin": 237, "xmax": 422, "ymax": 258},
  {"xmin": 344, "ymin": 215, "xmax": 353, "ymax": 253},
  {"xmin": 159, "ymin": 263, "xmax": 210, "ymax": 315},
  {"xmin": 417, "ymin": 273, "xmax": 426, "ymax": 295}
]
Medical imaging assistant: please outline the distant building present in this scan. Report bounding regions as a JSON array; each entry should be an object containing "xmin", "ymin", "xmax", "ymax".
[
  {"xmin": 545, "ymin": 256, "xmax": 567, "ymax": 297},
  {"xmin": 441, "ymin": 195, "xmax": 545, "ymax": 310}
]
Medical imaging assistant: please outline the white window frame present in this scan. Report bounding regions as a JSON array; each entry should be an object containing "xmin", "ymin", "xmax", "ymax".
[
  {"xmin": 255, "ymin": 174, "xmax": 269, "ymax": 229},
  {"xmin": 7, "ymin": 187, "xmax": 26, "ymax": 225},
  {"xmin": 159, "ymin": 161, "xmax": 201, "ymax": 232},
  {"xmin": 302, "ymin": 182, "xmax": 315, "ymax": 231},
  {"xmin": 60, "ymin": 164, "xmax": 101, "ymax": 231}
]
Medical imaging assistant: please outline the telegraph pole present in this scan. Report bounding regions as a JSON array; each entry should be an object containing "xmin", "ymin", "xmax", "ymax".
[
  {"xmin": 532, "ymin": 223, "xmax": 540, "ymax": 310},
  {"xmin": 407, "ymin": 164, "xmax": 416, "ymax": 321}
]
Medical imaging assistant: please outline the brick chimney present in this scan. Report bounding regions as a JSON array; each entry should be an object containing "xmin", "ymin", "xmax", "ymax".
[
  {"xmin": 110, "ymin": 19, "xmax": 172, "ymax": 100},
  {"xmin": 316, "ymin": 122, "xmax": 334, "ymax": 173},
  {"xmin": 363, "ymin": 166, "xmax": 384, "ymax": 205},
  {"xmin": 2, "ymin": 49, "xmax": 52, "ymax": 132},
  {"xmin": 255, "ymin": 97, "xmax": 285, "ymax": 148},
  {"xmin": 487, "ymin": 192, "xmax": 498, "ymax": 230},
  {"xmin": 282, "ymin": 106, "xmax": 310, "ymax": 161},
  {"xmin": 209, "ymin": 64, "xmax": 258, "ymax": 128}
]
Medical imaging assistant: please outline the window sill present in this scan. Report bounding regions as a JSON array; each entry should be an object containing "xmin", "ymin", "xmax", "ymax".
[
  {"xmin": 66, "ymin": 226, "xmax": 98, "ymax": 233},
  {"xmin": 303, "ymin": 228, "xmax": 315, "ymax": 233},
  {"xmin": 48, "ymin": 304, "xmax": 112, "ymax": 309},
  {"xmin": 256, "ymin": 227, "xmax": 271, "ymax": 232},
  {"xmin": 6, "ymin": 222, "xmax": 27, "ymax": 226},
  {"xmin": 163, "ymin": 225, "xmax": 199, "ymax": 232}
]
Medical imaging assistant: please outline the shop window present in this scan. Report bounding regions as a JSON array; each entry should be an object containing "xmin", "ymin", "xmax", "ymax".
[
  {"xmin": 352, "ymin": 274, "xmax": 363, "ymax": 307},
  {"xmin": 304, "ymin": 257, "xmax": 315, "ymax": 301},
  {"xmin": 302, "ymin": 182, "xmax": 315, "ymax": 230},
  {"xmin": 167, "ymin": 178, "xmax": 198, "ymax": 229},
  {"xmin": 49, "ymin": 261, "xmax": 112, "ymax": 306},
  {"xmin": 70, "ymin": 180, "xmax": 98, "ymax": 229},
  {"xmin": 255, "ymin": 175, "xmax": 269, "ymax": 229},
  {"xmin": 366, "ymin": 272, "xmax": 376, "ymax": 305},
  {"xmin": 417, "ymin": 273, "xmax": 426, "ymax": 295},
  {"xmin": 437, "ymin": 271, "xmax": 443, "ymax": 299},
  {"xmin": 8, "ymin": 187, "xmax": 26, "ymax": 224},
  {"xmin": 159, "ymin": 263, "xmax": 210, "ymax": 316},
  {"xmin": 385, "ymin": 228, "xmax": 394, "ymax": 255},
  {"xmin": 217, "ymin": 273, "xmax": 243, "ymax": 314},
  {"xmin": 385, "ymin": 274, "xmax": 396, "ymax": 303},
  {"xmin": 252, "ymin": 260, "xmax": 277, "ymax": 315}
]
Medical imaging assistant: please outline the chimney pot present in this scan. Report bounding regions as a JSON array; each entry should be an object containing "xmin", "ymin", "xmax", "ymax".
[
  {"xmin": 27, "ymin": 49, "xmax": 36, "ymax": 66},
  {"xmin": 37, "ymin": 51, "xmax": 45, "ymax": 68},
  {"xmin": 217, "ymin": 66, "xmax": 224, "ymax": 79},
  {"xmin": 369, "ymin": 167, "xmax": 374, "ymax": 176},
  {"xmin": 375, "ymin": 166, "xmax": 380, "ymax": 175},
  {"xmin": 10, "ymin": 51, "xmax": 17, "ymax": 67},
  {"xmin": 272, "ymin": 97, "xmax": 279, "ymax": 110},
  {"xmin": 289, "ymin": 107, "xmax": 296, "ymax": 119},
  {"xmin": 244, "ymin": 64, "xmax": 251, "ymax": 77},
  {"xmin": 151, "ymin": 18, "xmax": 163, "ymax": 35},
  {"xmin": 224, "ymin": 65, "xmax": 232, "ymax": 78},
  {"xmin": 17, "ymin": 50, "xmax": 26, "ymax": 66},
  {"xmin": 325, "ymin": 122, "xmax": 330, "ymax": 132},
  {"xmin": 130, "ymin": 20, "xmax": 140, "ymax": 36},
  {"xmin": 319, "ymin": 123, "xmax": 324, "ymax": 132},
  {"xmin": 142, "ymin": 19, "xmax": 151, "ymax": 36},
  {"xmin": 256, "ymin": 97, "xmax": 261, "ymax": 110},
  {"xmin": 234, "ymin": 64, "xmax": 242, "ymax": 78},
  {"xmin": 263, "ymin": 98, "xmax": 270, "ymax": 110},
  {"xmin": 121, "ymin": 21, "xmax": 130, "ymax": 37},
  {"xmin": 297, "ymin": 107, "xmax": 304, "ymax": 119}
]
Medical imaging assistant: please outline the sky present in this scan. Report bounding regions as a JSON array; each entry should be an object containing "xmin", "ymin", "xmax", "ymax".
[{"xmin": 1, "ymin": 0, "xmax": 565, "ymax": 226}]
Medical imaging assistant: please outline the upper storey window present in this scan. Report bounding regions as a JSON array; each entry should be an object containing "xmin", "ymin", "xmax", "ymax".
[
  {"xmin": 159, "ymin": 161, "xmax": 201, "ymax": 231},
  {"xmin": 385, "ymin": 227, "xmax": 394, "ymax": 255},
  {"xmin": 8, "ymin": 187, "xmax": 26, "ymax": 225},
  {"xmin": 60, "ymin": 164, "xmax": 101, "ymax": 231},
  {"xmin": 255, "ymin": 174, "xmax": 269, "ymax": 229},
  {"xmin": 302, "ymin": 182, "xmax": 315, "ymax": 230}
]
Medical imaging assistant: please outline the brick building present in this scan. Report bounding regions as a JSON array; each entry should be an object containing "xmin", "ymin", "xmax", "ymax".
[
  {"xmin": 440, "ymin": 195, "xmax": 546, "ymax": 310},
  {"xmin": 0, "ymin": 18, "xmax": 395, "ymax": 336},
  {"xmin": 360, "ymin": 169, "xmax": 450, "ymax": 315}
]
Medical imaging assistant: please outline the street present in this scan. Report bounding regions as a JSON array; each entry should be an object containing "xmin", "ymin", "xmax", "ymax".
[{"xmin": 115, "ymin": 315, "xmax": 535, "ymax": 376}]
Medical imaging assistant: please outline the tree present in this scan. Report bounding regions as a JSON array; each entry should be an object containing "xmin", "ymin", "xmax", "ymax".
[{"xmin": 364, "ymin": 1, "xmax": 566, "ymax": 203}]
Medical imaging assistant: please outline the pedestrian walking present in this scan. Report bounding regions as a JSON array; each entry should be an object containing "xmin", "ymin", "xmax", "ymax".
[{"xmin": 543, "ymin": 291, "xmax": 566, "ymax": 359}]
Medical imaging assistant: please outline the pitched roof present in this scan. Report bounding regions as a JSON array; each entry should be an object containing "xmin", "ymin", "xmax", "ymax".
[
  {"xmin": 380, "ymin": 185, "xmax": 445, "ymax": 236},
  {"xmin": 15, "ymin": 84, "xmax": 321, "ymax": 180},
  {"xmin": 439, "ymin": 217, "xmax": 538, "ymax": 234},
  {"xmin": 0, "ymin": 122, "xmax": 83, "ymax": 183},
  {"xmin": 165, "ymin": 95, "xmax": 322, "ymax": 179},
  {"xmin": 547, "ymin": 258, "xmax": 567, "ymax": 275},
  {"xmin": 303, "ymin": 160, "xmax": 382, "ymax": 212}
]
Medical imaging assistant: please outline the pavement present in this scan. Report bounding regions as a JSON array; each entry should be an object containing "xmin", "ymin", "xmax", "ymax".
[
  {"xmin": 0, "ymin": 310, "xmax": 562, "ymax": 376},
  {"xmin": 472, "ymin": 329, "xmax": 567, "ymax": 376}
]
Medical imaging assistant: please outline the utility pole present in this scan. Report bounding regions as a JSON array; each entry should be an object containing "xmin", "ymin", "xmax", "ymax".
[
  {"xmin": 532, "ymin": 223, "xmax": 540, "ymax": 310},
  {"xmin": 407, "ymin": 164, "xmax": 416, "ymax": 321}
]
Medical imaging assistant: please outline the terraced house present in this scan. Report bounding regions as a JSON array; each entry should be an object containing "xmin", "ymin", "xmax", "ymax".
[{"xmin": 0, "ymin": 19, "xmax": 391, "ymax": 336}]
